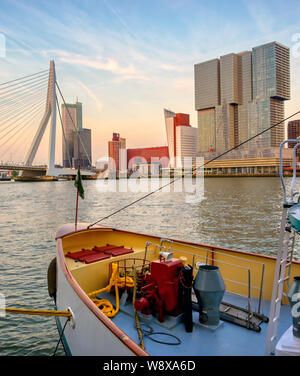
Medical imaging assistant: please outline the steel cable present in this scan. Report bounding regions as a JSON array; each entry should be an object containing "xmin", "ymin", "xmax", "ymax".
[
  {"xmin": 0, "ymin": 89, "xmax": 48, "ymax": 120},
  {"xmin": 0, "ymin": 69, "xmax": 48, "ymax": 87},
  {"xmin": 0, "ymin": 96, "xmax": 46, "ymax": 133},
  {"xmin": 0, "ymin": 72, "xmax": 48, "ymax": 92},
  {"xmin": 88, "ymin": 108, "xmax": 300, "ymax": 228},
  {"xmin": 0, "ymin": 102, "xmax": 45, "ymax": 152}
]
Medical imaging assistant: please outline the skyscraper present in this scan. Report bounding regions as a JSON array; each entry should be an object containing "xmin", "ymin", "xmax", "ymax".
[
  {"xmin": 164, "ymin": 109, "xmax": 198, "ymax": 168},
  {"xmin": 195, "ymin": 42, "xmax": 290, "ymax": 158},
  {"xmin": 288, "ymin": 120, "xmax": 300, "ymax": 151},
  {"xmin": 73, "ymin": 128, "xmax": 92, "ymax": 169},
  {"xmin": 108, "ymin": 133, "xmax": 126, "ymax": 173},
  {"xmin": 62, "ymin": 101, "xmax": 92, "ymax": 168}
]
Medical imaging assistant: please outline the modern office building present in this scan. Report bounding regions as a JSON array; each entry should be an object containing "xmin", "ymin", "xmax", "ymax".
[
  {"xmin": 127, "ymin": 146, "xmax": 169, "ymax": 172},
  {"xmin": 287, "ymin": 119, "xmax": 300, "ymax": 160},
  {"xmin": 108, "ymin": 133, "xmax": 126, "ymax": 172},
  {"xmin": 62, "ymin": 101, "xmax": 82, "ymax": 167},
  {"xmin": 61, "ymin": 101, "xmax": 92, "ymax": 169},
  {"xmin": 195, "ymin": 42, "xmax": 290, "ymax": 162},
  {"xmin": 73, "ymin": 128, "xmax": 92, "ymax": 169},
  {"xmin": 164, "ymin": 109, "xmax": 198, "ymax": 168},
  {"xmin": 288, "ymin": 120, "xmax": 300, "ymax": 148}
]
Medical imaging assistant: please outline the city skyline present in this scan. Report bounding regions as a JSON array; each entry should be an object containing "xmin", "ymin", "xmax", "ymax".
[{"xmin": 0, "ymin": 0, "xmax": 300, "ymax": 165}]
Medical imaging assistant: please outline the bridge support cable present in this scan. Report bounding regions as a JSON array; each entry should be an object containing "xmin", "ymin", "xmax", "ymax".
[
  {"xmin": 0, "ymin": 69, "xmax": 48, "ymax": 87},
  {"xmin": 0, "ymin": 71, "xmax": 49, "ymax": 91},
  {"xmin": 0, "ymin": 82, "xmax": 48, "ymax": 111},
  {"xmin": 0, "ymin": 69, "xmax": 50, "ymax": 164},
  {"xmin": 0, "ymin": 75, "xmax": 49, "ymax": 99},
  {"xmin": 55, "ymin": 80, "xmax": 92, "ymax": 168},
  {"xmin": 0, "ymin": 97, "xmax": 47, "ymax": 137},
  {"xmin": 0, "ymin": 102, "xmax": 46, "ymax": 162},
  {"xmin": 0, "ymin": 102, "xmax": 46, "ymax": 156},
  {"xmin": 0, "ymin": 88, "xmax": 48, "ymax": 121}
]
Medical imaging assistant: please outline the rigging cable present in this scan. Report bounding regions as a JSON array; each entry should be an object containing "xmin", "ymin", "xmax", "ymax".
[
  {"xmin": 52, "ymin": 317, "xmax": 70, "ymax": 356},
  {"xmin": 88, "ymin": 108, "xmax": 300, "ymax": 228}
]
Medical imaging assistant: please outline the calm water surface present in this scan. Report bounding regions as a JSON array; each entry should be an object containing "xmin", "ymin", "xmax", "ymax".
[{"xmin": 0, "ymin": 177, "xmax": 299, "ymax": 355}]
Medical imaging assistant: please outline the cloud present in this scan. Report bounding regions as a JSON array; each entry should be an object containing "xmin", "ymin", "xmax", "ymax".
[
  {"xmin": 77, "ymin": 80, "xmax": 103, "ymax": 113},
  {"xmin": 45, "ymin": 49, "xmax": 150, "ymax": 82}
]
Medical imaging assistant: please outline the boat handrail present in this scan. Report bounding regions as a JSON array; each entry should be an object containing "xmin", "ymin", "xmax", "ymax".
[
  {"xmin": 279, "ymin": 139, "xmax": 300, "ymax": 205},
  {"xmin": 160, "ymin": 238, "xmax": 266, "ymax": 266},
  {"xmin": 145, "ymin": 241, "xmax": 265, "ymax": 311}
]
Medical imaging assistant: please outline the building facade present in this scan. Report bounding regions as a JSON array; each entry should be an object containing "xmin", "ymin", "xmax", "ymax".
[
  {"xmin": 73, "ymin": 128, "xmax": 92, "ymax": 169},
  {"xmin": 164, "ymin": 109, "xmax": 198, "ymax": 168},
  {"xmin": 127, "ymin": 146, "xmax": 169, "ymax": 172},
  {"xmin": 288, "ymin": 120, "xmax": 300, "ymax": 148},
  {"xmin": 195, "ymin": 42, "xmax": 290, "ymax": 160},
  {"xmin": 62, "ymin": 101, "xmax": 92, "ymax": 169},
  {"xmin": 108, "ymin": 133, "xmax": 126, "ymax": 173}
]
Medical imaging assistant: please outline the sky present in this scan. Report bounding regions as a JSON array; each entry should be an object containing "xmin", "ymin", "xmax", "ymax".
[{"xmin": 0, "ymin": 0, "xmax": 300, "ymax": 165}]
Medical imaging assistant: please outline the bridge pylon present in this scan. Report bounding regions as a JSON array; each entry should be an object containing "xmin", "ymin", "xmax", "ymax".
[{"xmin": 23, "ymin": 60, "xmax": 56, "ymax": 173}]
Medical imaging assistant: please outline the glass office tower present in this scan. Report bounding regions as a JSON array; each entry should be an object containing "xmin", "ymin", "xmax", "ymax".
[{"xmin": 194, "ymin": 42, "xmax": 290, "ymax": 158}]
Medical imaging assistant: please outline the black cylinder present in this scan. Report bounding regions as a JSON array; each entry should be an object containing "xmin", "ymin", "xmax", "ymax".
[{"xmin": 179, "ymin": 265, "xmax": 194, "ymax": 332}]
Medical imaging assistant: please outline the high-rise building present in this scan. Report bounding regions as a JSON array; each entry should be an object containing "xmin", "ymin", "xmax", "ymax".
[
  {"xmin": 73, "ymin": 128, "xmax": 92, "ymax": 169},
  {"xmin": 62, "ymin": 101, "xmax": 92, "ymax": 168},
  {"xmin": 108, "ymin": 133, "xmax": 126, "ymax": 172},
  {"xmin": 195, "ymin": 42, "xmax": 290, "ymax": 158},
  {"xmin": 164, "ymin": 110, "xmax": 198, "ymax": 168},
  {"xmin": 288, "ymin": 120, "xmax": 300, "ymax": 150}
]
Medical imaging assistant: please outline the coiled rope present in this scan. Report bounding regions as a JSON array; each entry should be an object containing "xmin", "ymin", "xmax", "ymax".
[{"xmin": 88, "ymin": 263, "xmax": 134, "ymax": 318}]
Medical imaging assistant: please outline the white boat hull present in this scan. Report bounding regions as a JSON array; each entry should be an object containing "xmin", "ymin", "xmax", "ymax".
[{"xmin": 55, "ymin": 235, "xmax": 144, "ymax": 356}]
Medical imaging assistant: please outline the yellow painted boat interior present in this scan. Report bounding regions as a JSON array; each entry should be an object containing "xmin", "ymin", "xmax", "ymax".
[{"xmin": 61, "ymin": 227, "xmax": 300, "ymax": 305}]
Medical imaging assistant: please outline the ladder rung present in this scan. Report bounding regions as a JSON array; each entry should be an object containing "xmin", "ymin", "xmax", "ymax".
[
  {"xmin": 278, "ymin": 276, "xmax": 290, "ymax": 284},
  {"xmin": 270, "ymin": 335, "xmax": 277, "ymax": 343}
]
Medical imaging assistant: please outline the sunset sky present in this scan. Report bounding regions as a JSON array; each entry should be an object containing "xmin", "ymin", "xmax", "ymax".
[{"xmin": 0, "ymin": 0, "xmax": 300, "ymax": 165}]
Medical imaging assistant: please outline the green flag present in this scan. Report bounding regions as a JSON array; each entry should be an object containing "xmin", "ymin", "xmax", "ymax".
[{"xmin": 74, "ymin": 167, "xmax": 84, "ymax": 199}]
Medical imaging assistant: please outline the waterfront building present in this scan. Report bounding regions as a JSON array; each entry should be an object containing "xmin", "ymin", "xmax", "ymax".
[
  {"xmin": 73, "ymin": 128, "xmax": 92, "ymax": 169},
  {"xmin": 62, "ymin": 101, "xmax": 82, "ymax": 167},
  {"xmin": 62, "ymin": 101, "xmax": 92, "ymax": 169},
  {"xmin": 127, "ymin": 146, "xmax": 169, "ymax": 174},
  {"xmin": 198, "ymin": 148, "xmax": 292, "ymax": 175},
  {"xmin": 108, "ymin": 133, "xmax": 126, "ymax": 173},
  {"xmin": 288, "ymin": 120, "xmax": 300, "ymax": 149},
  {"xmin": 195, "ymin": 42, "xmax": 290, "ymax": 160},
  {"xmin": 164, "ymin": 109, "xmax": 198, "ymax": 168}
]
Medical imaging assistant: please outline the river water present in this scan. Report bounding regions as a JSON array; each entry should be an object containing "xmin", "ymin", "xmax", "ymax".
[{"xmin": 0, "ymin": 176, "xmax": 299, "ymax": 355}]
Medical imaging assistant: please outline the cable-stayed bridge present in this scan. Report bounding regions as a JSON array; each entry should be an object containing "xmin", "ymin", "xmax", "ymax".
[{"xmin": 0, "ymin": 61, "xmax": 95, "ymax": 178}]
